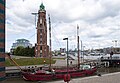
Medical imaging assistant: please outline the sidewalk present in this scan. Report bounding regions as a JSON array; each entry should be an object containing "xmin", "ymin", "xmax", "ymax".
[{"xmin": 47, "ymin": 72, "xmax": 120, "ymax": 83}]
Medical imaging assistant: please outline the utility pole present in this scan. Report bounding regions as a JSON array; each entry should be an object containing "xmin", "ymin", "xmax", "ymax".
[{"xmin": 63, "ymin": 38, "xmax": 70, "ymax": 83}]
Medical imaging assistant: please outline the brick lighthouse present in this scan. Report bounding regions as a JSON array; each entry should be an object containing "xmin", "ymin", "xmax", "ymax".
[{"xmin": 35, "ymin": 3, "xmax": 49, "ymax": 57}]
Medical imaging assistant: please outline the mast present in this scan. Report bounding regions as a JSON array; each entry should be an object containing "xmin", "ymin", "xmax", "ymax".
[
  {"xmin": 7, "ymin": 53, "xmax": 22, "ymax": 71},
  {"xmin": 48, "ymin": 14, "xmax": 52, "ymax": 70},
  {"xmin": 77, "ymin": 25, "xmax": 80, "ymax": 69},
  {"xmin": 81, "ymin": 40, "xmax": 83, "ymax": 62}
]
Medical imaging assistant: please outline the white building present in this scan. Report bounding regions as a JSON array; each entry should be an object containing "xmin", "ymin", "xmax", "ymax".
[{"xmin": 10, "ymin": 39, "xmax": 32, "ymax": 53}]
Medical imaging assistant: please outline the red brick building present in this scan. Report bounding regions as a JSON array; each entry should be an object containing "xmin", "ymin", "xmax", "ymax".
[
  {"xmin": 35, "ymin": 3, "xmax": 49, "ymax": 57},
  {"xmin": 0, "ymin": 0, "xmax": 5, "ymax": 81}
]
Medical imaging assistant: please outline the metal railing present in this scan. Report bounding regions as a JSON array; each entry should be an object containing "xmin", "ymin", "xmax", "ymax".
[{"xmin": 101, "ymin": 57, "xmax": 120, "ymax": 60}]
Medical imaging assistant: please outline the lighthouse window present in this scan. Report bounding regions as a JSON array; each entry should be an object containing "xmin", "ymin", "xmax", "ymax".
[
  {"xmin": 40, "ymin": 46, "xmax": 42, "ymax": 50},
  {"xmin": 40, "ymin": 29, "xmax": 42, "ymax": 33},
  {"xmin": 40, "ymin": 35, "xmax": 42, "ymax": 38},
  {"xmin": 40, "ymin": 53, "xmax": 42, "ymax": 57},
  {"xmin": 40, "ymin": 38, "xmax": 42, "ymax": 41},
  {"xmin": 40, "ymin": 18, "xmax": 42, "ymax": 24},
  {"xmin": 40, "ymin": 41, "xmax": 42, "ymax": 44}
]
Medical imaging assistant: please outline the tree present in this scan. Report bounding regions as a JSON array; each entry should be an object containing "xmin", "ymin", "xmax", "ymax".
[
  {"xmin": 13, "ymin": 46, "xmax": 35, "ymax": 57},
  {"xmin": 14, "ymin": 46, "xmax": 24, "ymax": 56}
]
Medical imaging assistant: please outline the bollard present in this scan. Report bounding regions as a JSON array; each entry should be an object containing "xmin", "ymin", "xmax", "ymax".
[{"xmin": 64, "ymin": 74, "xmax": 71, "ymax": 82}]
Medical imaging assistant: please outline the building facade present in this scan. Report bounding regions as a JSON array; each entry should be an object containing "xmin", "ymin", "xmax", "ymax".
[
  {"xmin": 11, "ymin": 39, "xmax": 32, "ymax": 49},
  {"xmin": 103, "ymin": 47, "xmax": 120, "ymax": 54},
  {"xmin": 35, "ymin": 3, "xmax": 49, "ymax": 57},
  {"xmin": 0, "ymin": 0, "xmax": 5, "ymax": 81},
  {"xmin": 10, "ymin": 39, "xmax": 32, "ymax": 53}
]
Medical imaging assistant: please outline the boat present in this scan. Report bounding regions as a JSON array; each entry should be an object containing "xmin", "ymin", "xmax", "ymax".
[
  {"xmin": 7, "ymin": 53, "xmax": 97, "ymax": 81},
  {"xmin": 22, "ymin": 65, "xmax": 97, "ymax": 81}
]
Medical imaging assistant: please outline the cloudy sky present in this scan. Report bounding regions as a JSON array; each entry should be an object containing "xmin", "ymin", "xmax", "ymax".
[{"xmin": 6, "ymin": 0, "xmax": 120, "ymax": 52}]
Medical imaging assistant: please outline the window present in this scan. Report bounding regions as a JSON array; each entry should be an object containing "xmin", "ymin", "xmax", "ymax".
[
  {"xmin": 40, "ymin": 35, "xmax": 42, "ymax": 38},
  {"xmin": 40, "ymin": 41, "xmax": 42, "ymax": 44},
  {"xmin": 40, "ymin": 33, "xmax": 42, "ymax": 35},
  {"xmin": 40, "ymin": 53, "xmax": 42, "ymax": 57},
  {"xmin": 40, "ymin": 50, "xmax": 42, "ymax": 53},
  {"xmin": 40, "ymin": 18, "xmax": 42, "ymax": 24},
  {"xmin": 40, "ymin": 29, "xmax": 42, "ymax": 33},
  {"xmin": 40, "ymin": 38, "xmax": 42, "ymax": 41},
  {"xmin": 40, "ymin": 46, "xmax": 42, "ymax": 50}
]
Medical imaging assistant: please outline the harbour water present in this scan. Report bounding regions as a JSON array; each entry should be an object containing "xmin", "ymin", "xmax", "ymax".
[{"xmin": 1, "ymin": 67, "xmax": 120, "ymax": 83}]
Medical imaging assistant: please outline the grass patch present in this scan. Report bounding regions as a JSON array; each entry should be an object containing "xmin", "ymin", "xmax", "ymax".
[{"xmin": 5, "ymin": 58, "xmax": 56, "ymax": 67}]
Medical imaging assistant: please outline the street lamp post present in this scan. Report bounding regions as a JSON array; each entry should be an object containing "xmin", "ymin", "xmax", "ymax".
[
  {"xmin": 31, "ymin": 13, "xmax": 38, "ymax": 27},
  {"xmin": 63, "ymin": 38, "xmax": 69, "ymax": 73},
  {"xmin": 63, "ymin": 38, "xmax": 70, "ymax": 83},
  {"xmin": 31, "ymin": 12, "xmax": 38, "ymax": 57}
]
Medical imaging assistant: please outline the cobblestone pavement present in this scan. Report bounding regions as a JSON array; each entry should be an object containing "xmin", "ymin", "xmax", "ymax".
[{"xmin": 47, "ymin": 72, "xmax": 120, "ymax": 83}]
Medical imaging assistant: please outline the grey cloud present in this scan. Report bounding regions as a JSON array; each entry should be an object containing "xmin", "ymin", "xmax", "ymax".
[
  {"xmin": 89, "ymin": 34, "xmax": 103, "ymax": 38},
  {"xmin": 6, "ymin": 0, "xmax": 120, "ymax": 51}
]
